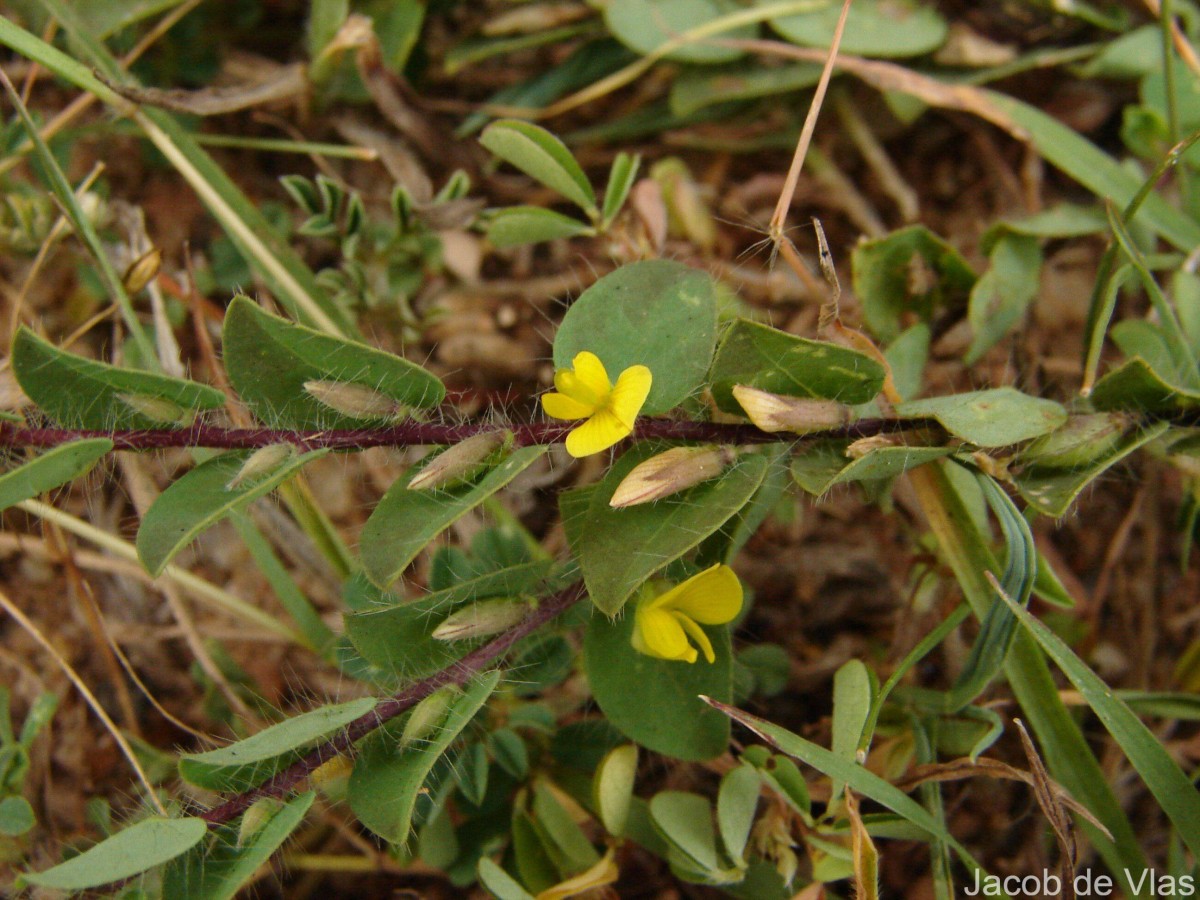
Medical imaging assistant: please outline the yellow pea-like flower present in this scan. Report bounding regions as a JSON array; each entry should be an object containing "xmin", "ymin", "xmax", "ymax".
[
  {"xmin": 631, "ymin": 564, "xmax": 743, "ymax": 664},
  {"xmin": 541, "ymin": 351, "xmax": 652, "ymax": 458}
]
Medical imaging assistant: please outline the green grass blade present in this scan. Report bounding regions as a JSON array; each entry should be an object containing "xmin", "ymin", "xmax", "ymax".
[{"xmin": 997, "ymin": 579, "xmax": 1200, "ymax": 860}]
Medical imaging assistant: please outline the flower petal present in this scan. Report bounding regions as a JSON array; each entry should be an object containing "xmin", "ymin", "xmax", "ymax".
[
  {"xmin": 554, "ymin": 370, "xmax": 600, "ymax": 407},
  {"xmin": 564, "ymin": 409, "xmax": 631, "ymax": 458},
  {"xmin": 634, "ymin": 606, "xmax": 697, "ymax": 662},
  {"xmin": 571, "ymin": 351, "xmax": 613, "ymax": 398},
  {"xmin": 674, "ymin": 612, "xmax": 716, "ymax": 664},
  {"xmin": 609, "ymin": 364, "xmax": 653, "ymax": 428},
  {"xmin": 663, "ymin": 563, "xmax": 743, "ymax": 624},
  {"xmin": 542, "ymin": 391, "xmax": 594, "ymax": 420}
]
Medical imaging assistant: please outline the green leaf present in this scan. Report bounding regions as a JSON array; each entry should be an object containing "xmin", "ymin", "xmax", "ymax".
[
  {"xmin": 0, "ymin": 796, "xmax": 35, "ymax": 836},
  {"xmin": 998, "ymin": 589, "xmax": 1200, "ymax": 860},
  {"xmin": 584, "ymin": 603, "xmax": 733, "ymax": 761},
  {"xmin": 830, "ymin": 659, "xmax": 873, "ymax": 802},
  {"xmin": 1089, "ymin": 357, "xmax": 1200, "ymax": 415},
  {"xmin": 605, "ymin": 0, "xmax": 754, "ymax": 64},
  {"xmin": 488, "ymin": 728, "xmax": 529, "ymax": 780},
  {"xmin": 649, "ymin": 792, "xmax": 722, "ymax": 872},
  {"xmin": 486, "ymin": 206, "xmax": 593, "ymax": 247},
  {"xmin": 480, "ymin": 120, "xmax": 596, "ymax": 215},
  {"xmin": 345, "ymin": 562, "xmax": 553, "ymax": 683},
  {"xmin": 851, "ymin": 225, "xmax": 977, "ymax": 343},
  {"xmin": 593, "ymin": 744, "xmax": 638, "ymax": 836},
  {"xmin": 984, "ymin": 203, "xmax": 1108, "ymax": 241},
  {"xmin": 137, "ymin": 448, "xmax": 328, "ymax": 578},
  {"xmin": 716, "ymin": 764, "xmax": 760, "ymax": 866},
  {"xmin": 1014, "ymin": 422, "xmax": 1170, "ymax": 517},
  {"xmin": 706, "ymin": 701, "xmax": 985, "ymax": 870},
  {"xmin": 670, "ymin": 62, "xmax": 822, "ymax": 117},
  {"xmin": 0, "ymin": 439, "xmax": 112, "ymax": 512},
  {"xmin": 18, "ymin": 817, "xmax": 208, "ymax": 890},
  {"xmin": 708, "ymin": 319, "xmax": 886, "ymax": 414},
  {"xmin": 348, "ymin": 672, "xmax": 500, "ymax": 844},
  {"xmin": 965, "ymin": 233, "xmax": 1043, "ymax": 365},
  {"xmin": 601, "ymin": 152, "xmax": 641, "ymax": 227},
  {"xmin": 896, "ymin": 388, "xmax": 1066, "ymax": 447},
  {"xmin": 178, "ymin": 700, "xmax": 369, "ymax": 792},
  {"xmin": 458, "ymin": 743, "xmax": 490, "ymax": 807},
  {"xmin": 789, "ymin": 441, "xmax": 950, "ymax": 496},
  {"xmin": 478, "ymin": 857, "xmax": 536, "ymax": 900},
  {"xmin": 553, "ymin": 260, "xmax": 719, "ymax": 415},
  {"xmin": 162, "ymin": 792, "xmax": 315, "ymax": 900},
  {"xmin": 769, "ymin": 0, "xmax": 948, "ymax": 58},
  {"xmin": 360, "ymin": 447, "xmax": 545, "ymax": 588},
  {"xmin": 532, "ymin": 780, "xmax": 601, "ymax": 872},
  {"xmin": 76, "ymin": 0, "xmax": 193, "ymax": 38},
  {"xmin": 222, "ymin": 296, "xmax": 443, "ymax": 430},
  {"xmin": 567, "ymin": 449, "xmax": 768, "ymax": 615},
  {"xmin": 11, "ymin": 328, "xmax": 225, "ymax": 429}
]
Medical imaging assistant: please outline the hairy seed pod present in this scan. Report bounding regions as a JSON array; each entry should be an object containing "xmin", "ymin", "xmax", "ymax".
[
  {"xmin": 237, "ymin": 797, "xmax": 282, "ymax": 847},
  {"xmin": 303, "ymin": 379, "xmax": 404, "ymax": 420},
  {"xmin": 116, "ymin": 393, "xmax": 196, "ymax": 426},
  {"xmin": 226, "ymin": 443, "xmax": 297, "ymax": 490},
  {"xmin": 400, "ymin": 686, "xmax": 459, "ymax": 748},
  {"xmin": 431, "ymin": 598, "xmax": 529, "ymax": 642},
  {"xmin": 1020, "ymin": 413, "xmax": 1131, "ymax": 469},
  {"xmin": 609, "ymin": 445, "xmax": 736, "ymax": 508},
  {"xmin": 732, "ymin": 385, "xmax": 852, "ymax": 434},
  {"xmin": 408, "ymin": 430, "xmax": 512, "ymax": 491}
]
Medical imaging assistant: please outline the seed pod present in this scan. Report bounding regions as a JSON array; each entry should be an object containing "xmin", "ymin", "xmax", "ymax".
[
  {"xmin": 400, "ymin": 686, "xmax": 459, "ymax": 748},
  {"xmin": 732, "ymin": 385, "xmax": 852, "ymax": 434},
  {"xmin": 237, "ymin": 797, "xmax": 282, "ymax": 847},
  {"xmin": 116, "ymin": 392, "xmax": 196, "ymax": 426},
  {"xmin": 845, "ymin": 435, "xmax": 895, "ymax": 459},
  {"xmin": 308, "ymin": 753, "xmax": 354, "ymax": 788},
  {"xmin": 408, "ymin": 430, "xmax": 511, "ymax": 491},
  {"xmin": 303, "ymin": 379, "xmax": 404, "ymax": 420},
  {"xmin": 226, "ymin": 443, "xmax": 297, "ymax": 490},
  {"xmin": 122, "ymin": 247, "xmax": 162, "ymax": 295},
  {"xmin": 609, "ymin": 445, "xmax": 736, "ymax": 508},
  {"xmin": 1020, "ymin": 413, "xmax": 1131, "ymax": 469},
  {"xmin": 431, "ymin": 598, "xmax": 529, "ymax": 642}
]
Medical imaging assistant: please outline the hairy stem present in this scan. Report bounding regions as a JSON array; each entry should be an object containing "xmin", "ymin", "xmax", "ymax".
[
  {"xmin": 0, "ymin": 415, "xmax": 936, "ymax": 452},
  {"xmin": 198, "ymin": 581, "xmax": 586, "ymax": 827}
]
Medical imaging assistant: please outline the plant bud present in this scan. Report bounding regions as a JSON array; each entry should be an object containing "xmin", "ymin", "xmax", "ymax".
[
  {"xmin": 1020, "ymin": 413, "xmax": 1131, "ymax": 469},
  {"xmin": 237, "ymin": 797, "xmax": 282, "ymax": 847},
  {"xmin": 226, "ymin": 443, "xmax": 297, "ymax": 490},
  {"xmin": 122, "ymin": 247, "xmax": 162, "ymax": 295},
  {"xmin": 408, "ymin": 430, "xmax": 511, "ymax": 491},
  {"xmin": 308, "ymin": 753, "xmax": 354, "ymax": 788},
  {"xmin": 400, "ymin": 686, "xmax": 458, "ymax": 748},
  {"xmin": 845, "ymin": 435, "xmax": 895, "ymax": 459},
  {"xmin": 609, "ymin": 445, "xmax": 736, "ymax": 508},
  {"xmin": 431, "ymin": 598, "xmax": 529, "ymax": 642},
  {"xmin": 303, "ymin": 379, "xmax": 404, "ymax": 420},
  {"xmin": 116, "ymin": 392, "xmax": 196, "ymax": 426},
  {"xmin": 732, "ymin": 385, "xmax": 852, "ymax": 434}
]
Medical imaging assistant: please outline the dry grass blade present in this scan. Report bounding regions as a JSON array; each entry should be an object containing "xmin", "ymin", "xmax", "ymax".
[
  {"xmin": 0, "ymin": 585, "xmax": 168, "ymax": 816},
  {"xmin": 1015, "ymin": 717, "xmax": 1078, "ymax": 897},
  {"xmin": 97, "ymin": 63, "xmax": 306, "ymax": 116}
]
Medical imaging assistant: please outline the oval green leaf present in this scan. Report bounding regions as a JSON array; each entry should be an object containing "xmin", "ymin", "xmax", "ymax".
[
  {"xmin": 11, "ymin": 327, "xmax": 225, "ymax": 429},
  {"xmin": 594, "ymin": 744, "xmax": 638, "ymax": 835},
  {"xmin": 0, "ymin": 438, "xmax": 112, "ymax": 512},
  {"xmin": 566, "ymin": 448, "xmax": 768, "ymax": 615},
  {"xmin": 18, "ymin": 816, "xmax": 208, "ymax": 891},
  {"xmin": 769, "ymin": 0, "xmax": 948, "ymax": 59},
  {"xmin": 896, "ymin": 387, "xmax": 1066, "ymax": 448},
  {"xmin": 348, "ymin": 672, "xmax": 500, "ymax": 843},
  {"xmin": 222, "ymin": 296, "xmax": 444, "ymax": 430},
  {"xmin": 137, "ymin": 448, "xmax": 328, "ymax": 577},
  {"xmin": 480, "ymin": 120, "xmax": 596, "ymax": 214},
  {"xmin": 162, "ymin": 792, "xmax": 315, "ymax": 900},
  {"xmin": 585, "ymin": 608, "xmax": 733, "ymax": 761},
  {"xmin": 179, "ymin": 698, "xmax": 377, "ymax": 791},
  {"xmin": 487, "ymin": 206, "xmax": 592, "ymax": 247},
  {"xmin": 553, "ymin": 260, "xmax": 719, "ymax": 415},
  {"xmin": 606, "ymin": 0, "xmax": 754, "ymax": 64},
  {"xmin": 361, "ymin": 446, "xmax": 545, "ymax": 588},
  {"xmin": 717, "ymin": 764, "xmax": 760, "ymax": 866},
  {"xmin": 709, "ymin": 318, "xmax": 886, "ymax": 414}
]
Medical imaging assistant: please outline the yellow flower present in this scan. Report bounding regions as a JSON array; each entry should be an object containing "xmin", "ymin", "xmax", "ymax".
[
  {"xmin": 541, "ymin": 351, "xmax": 652, "ymax": 458},
  {"xmin": 631, "ymin": 564, "xmax": 743, "ymax": 664}
]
